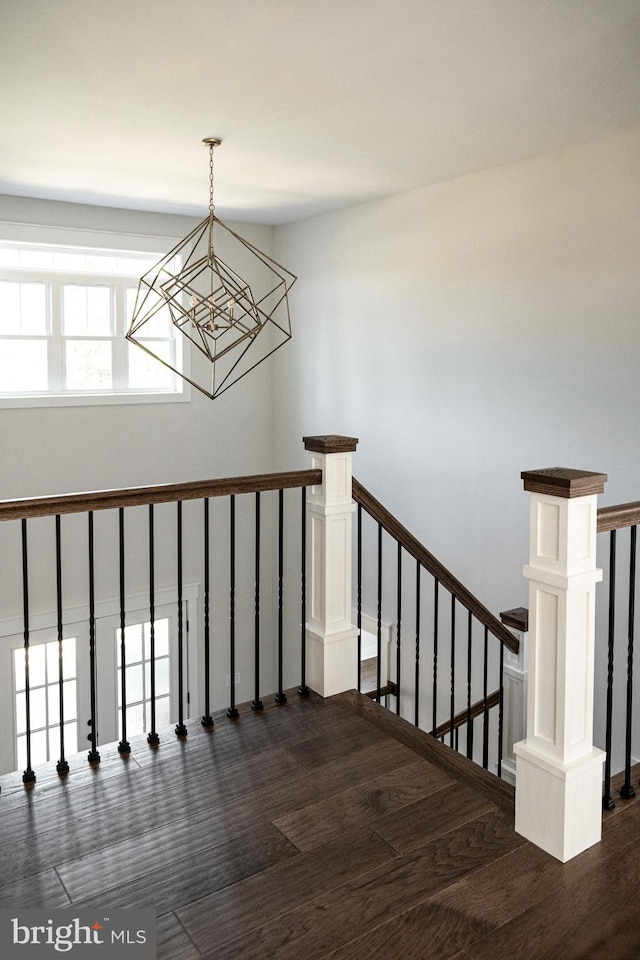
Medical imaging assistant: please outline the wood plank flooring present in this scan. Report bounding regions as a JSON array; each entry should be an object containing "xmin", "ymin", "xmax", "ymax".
[{"xmin": 1, "ymin": 689, "xmax": 638, "ymax": 960}]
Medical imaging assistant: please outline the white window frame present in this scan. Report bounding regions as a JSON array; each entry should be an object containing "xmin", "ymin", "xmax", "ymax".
[{"xmin": 0, "ymin": 222, "xmax": 191, "ymax": 408}]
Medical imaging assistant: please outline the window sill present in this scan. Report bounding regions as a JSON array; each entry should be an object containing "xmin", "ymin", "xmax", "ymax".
[{"xmin": 0, "ymin": 389, "xmax": 190, "ymax": 409}]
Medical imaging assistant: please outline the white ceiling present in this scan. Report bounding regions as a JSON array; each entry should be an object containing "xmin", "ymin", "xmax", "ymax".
[{"xmin": 0, "ymin": 0, "xmax": 639, "ymax": 225}]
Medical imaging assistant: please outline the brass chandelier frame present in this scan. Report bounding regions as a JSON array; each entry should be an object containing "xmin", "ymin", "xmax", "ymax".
[{"xmin": 126, "ymin": 138, "xmax": 296, "ymax": 399}]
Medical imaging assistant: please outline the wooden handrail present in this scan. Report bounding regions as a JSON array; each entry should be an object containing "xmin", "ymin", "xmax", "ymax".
[
  {"xmin": 431, "ymin": 689, "xmax": 501, "ymax": 739},
  {"xmin": 352, "ymin": 477, "xmax": 519, "ymax": 654},
  {"xmin": 597, "ymin": 501, "xmax": 640, "ymax": 533},
  {"xmin": 0, "ymin": 469, "xmax": 323, "ymax": 522},
  {"xmin": 364, "ymin": 681, "xmax": 397, "ymax": 701}
]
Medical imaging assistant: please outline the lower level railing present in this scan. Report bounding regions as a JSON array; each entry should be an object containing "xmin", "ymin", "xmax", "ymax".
[{"xmin": 1, "ymin": 469, "xmax": 318, "ymax": 785}]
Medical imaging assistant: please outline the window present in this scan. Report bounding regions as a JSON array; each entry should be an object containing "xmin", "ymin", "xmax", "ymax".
[
  {"xmin": 117, "ymin": 618, "xmax": 172, "ymax": 737},
  {"xmin": 13, "ymin": 637, "xmax": 78, "ymax": 770},
  {"xmin": 0, "ymin": 240, "xmax": 187, "ymax": 406},
  {"xmin": 1, "ymin": 594, "xmax": 195, "ymax": 776}
]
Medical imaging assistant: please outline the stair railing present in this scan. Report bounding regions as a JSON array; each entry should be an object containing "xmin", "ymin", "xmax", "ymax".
[
  {"xmin": 351, "ymin": 477, "xmax": 518, "ymax": 778},
  {"xmin": 596, "ymin": 500, "xmax": 639, "ymax": 809}
]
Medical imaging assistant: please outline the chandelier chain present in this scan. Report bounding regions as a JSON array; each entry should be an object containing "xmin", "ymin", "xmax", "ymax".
[{"xmin": 208, "ymin": 142, "xmax": 215, "ymax": 216}]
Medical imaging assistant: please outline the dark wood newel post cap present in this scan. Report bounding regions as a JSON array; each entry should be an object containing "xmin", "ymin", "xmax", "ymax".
[
  {"xmin": 303, "ymin": 435, "xmax": 359, "ymax": 453},
  {"xmin": 521, "ymin": 468, "xmax": 607, "ymax": 498},
  {"xmin": 500, "ymin": 607, "xmax": 529, "ymax": 632}
]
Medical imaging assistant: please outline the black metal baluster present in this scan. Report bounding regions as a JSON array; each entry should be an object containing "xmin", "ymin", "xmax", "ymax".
[
  {"xmin": 87, "ymin": 512, "xmax": 100, "ymax": 765},
  {"xmin": 414, "ymin": 561, "xmax": 420, "ymax": 727},
  {"xmin": 201, "ymin": 499, "xmax": 214, "ymax": 729},
  {"xmin": 275, "ymin": 490, "xmax": 287, "ymax": 704},
  {"xmin": 449, "ymin": 594, "xmax": 456, "ymax": 749},
  {"xmin": 147, "ymin": 504, "xmax": 160, "ymax": 745},
  {"xmin": 396, "ymin": 541, "xmax": 402, "ymax": 716},
  {"xmin": 228, "ymin": 495, "xmax": 240, "ymax": 718},
  {"xmin": 603, "ymin": 529, "xmax": 616, "ymax": 809},
  {"xmin": 497, "ymin": 640, "xmax": 505, "ymax": 778},
  {"xmin": 21, "ymin": 519, "xmax": 36, "ymax": 786},
  {"xmin": 118, "ymin": 508, "xmax": 130, "ymax": 755},
  {"xmin": 482, "ymin": 626, "xmax": 489, "ymax": 769},
  {"xmin": 466, "ymin": 610, "xmax": 473, "ymax": 760},
  {"xmin": 299, "ymin": 486, "xmax": 309, "ymax": 696},
  {"xmin": 432, "ymin": 578, "xmax": 439, "ymax": 735},
  {"xmin": 175, "ymin": 502, "xmax": 188, "ymax": 737},
  {"xmin": 620, "ymin": 525, "xmax": 637, "ymax": 799},
  {"xmin": 55, "ymin": 515, "xmax": 69, "ymax": 776},
  {"xmin": 252, "ymin": 492, "xmax": 264, "ymax": 711},
  {"xmin": 357, "ymin": 502, "xmax": 362, "ymax": 692},
  {"xmin": 376, "ymin": 522, "xmax": 383, "ymax": 704}
]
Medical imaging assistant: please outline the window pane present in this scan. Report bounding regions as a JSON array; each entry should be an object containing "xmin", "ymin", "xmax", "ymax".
[
  {"xmin": 63, "ymin": 285, "xmax": 86, "ymax": 334},
  {"xmin": 117, "ymin": 624, "xmax": 142, "ymax": 666},
  {"xmin": 28, "ymin": 645, "xmax": 46, "ymax": 688},
  {"xmin": 49, "ymin": 722, "xmax": 77, "ymax": 757},
  {"xmin": 30, "ymin": 729, "xmax": 48, "ymax": 765},
  {"xmin": 30, "ymin": 687, "xmax": 47, "ymax": 730},
  {"xmin": 0, "ymin": 280, "xmax": 21, "ymax": 333},
  {"xmin": 20, "ymin": 283, "xmax": 47, "ymax": 334},
  {"xmin": 118, "ymin": 258, "xmax": 150, "ymax": 276},
  {"xmin": 124, "ymin": 663, "xmax": 144, "ymax": 704},
  {"xmin": 87, "ymin": 287, "xmax": 111, "ymax": 334},
  {"xmin": 155, "ymin": 696, "xmax": 171, "ymax": 728},
  {"xmin": 128, "ymin": 624, "xmax": 144, "ymax": 664},
  {"xmin": 46, "ymin": 637, "xmax": 76, "ymax": 683},
  {"xmin": 144, "ymin": 618, "xmax": 169, "ymax": 658},
  {"xmin": 48, "ymin": 684, "xmax": 60, "ymax": 726},
  {"xmin": 127, "ymin": 287, "xmax": 171, "ymax": 337},
  {"xmin": 20, "ymin": 250, "xmax": 52, "ymax": 269},
  {"xmin": 48, "ymin": 725, "xmax": 60, "ymax": 758},
  {"xmin": 65, "ymin": 340, "xmax": 112, "ymax": 389},
  {"xmin": 122, "ymin": 702, "xmax": 144, "ymax": 737},
  {"xmin": 46, "ymin": 639, "xmax": 61, "ymax": 680},
  {"xmin": 62, "ymin": 638, "xmax": 76, "ymax": 680},
  {"xmin": 0, "ymin": 247, "xmax": 20, "ymax": 267},
  {"xmin": 0, "ymin": 340, "xmax": 48, "ymax": 391},
  {"xmin": 148, "ymin": 658, "xmax": 170, "ymax": 697},
  {"xmin": 128, "ymin": 340, "xmax": 174, "ymax": 389},
  {"xmin": 53, "ymin": 251, "xmax": 87, "ymax": 271},
  {"xmin": 63, "ymin": 285, "xmax": 110, "ymax": 335},
  {"xmin": 86, "ymin": 253, "xmax": 117, "ymax": 274}
]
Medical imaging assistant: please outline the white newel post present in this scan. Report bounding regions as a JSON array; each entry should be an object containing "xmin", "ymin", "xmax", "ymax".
[
  {"xmin": 514, "ymin": 467, "xmax": 607, "ymax": 863},
  {"xmin": 499, "ymin": 607, "xmax": 529, "ymax": 786},
  {"xmin": 303, "ymin": 435, "xmax": 359, "ymax": 697}
]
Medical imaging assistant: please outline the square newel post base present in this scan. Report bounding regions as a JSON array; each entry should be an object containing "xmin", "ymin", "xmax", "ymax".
[
  {"xmin": 306, "ymin": 626, "xmax": 359, "ymax": 698},
  {"xmin": 514, "ymin": 741, "xmax": 605, "ymax": 862}
]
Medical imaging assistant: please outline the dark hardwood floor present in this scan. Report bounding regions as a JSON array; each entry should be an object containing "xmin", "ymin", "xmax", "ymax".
[{"xmin": 1, "ymin": 690, "xmax": 639, "ymax": 960}]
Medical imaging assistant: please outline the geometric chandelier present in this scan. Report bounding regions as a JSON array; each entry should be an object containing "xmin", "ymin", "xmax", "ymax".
[{"xmin": 126, "ymin": 138, "xmax": 296, "ymax": 399}]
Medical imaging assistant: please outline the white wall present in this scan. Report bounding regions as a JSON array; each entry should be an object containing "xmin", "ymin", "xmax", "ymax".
[{"xmin": 272, "ymin": 130, "xmax": 640, "ymax": 620}]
